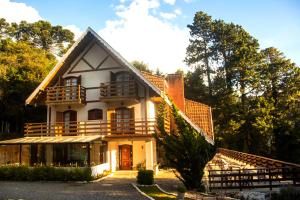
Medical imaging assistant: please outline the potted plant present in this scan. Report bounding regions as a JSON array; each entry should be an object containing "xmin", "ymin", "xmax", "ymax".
[{"xmin": 177, "ymin": 185, "xmax": 187, "ymax": 200}]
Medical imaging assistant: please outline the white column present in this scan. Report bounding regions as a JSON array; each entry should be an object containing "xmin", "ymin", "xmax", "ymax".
[{"xmin": 145, "ymin": 140, "xmax": 153, "ymax": 170}]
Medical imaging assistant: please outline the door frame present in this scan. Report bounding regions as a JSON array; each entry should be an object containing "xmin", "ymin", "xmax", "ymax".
[{"xmin": 119, "ymin": 144, "xmax": 132, "ymax": 170}]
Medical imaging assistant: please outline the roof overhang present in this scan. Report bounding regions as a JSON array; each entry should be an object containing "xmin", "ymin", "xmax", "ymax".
[
  {"xmin": 25, "ymin": 27, "xmax": 161, "ymax": 105},
  {"xmin": 0, "ymin": 135, "xmax": 103, "ymax": 145}
]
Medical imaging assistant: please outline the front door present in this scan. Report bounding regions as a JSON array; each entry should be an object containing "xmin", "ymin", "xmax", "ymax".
[{"xmin": 119, "ymin": 145, "xmax": 132, "ymax": 170}]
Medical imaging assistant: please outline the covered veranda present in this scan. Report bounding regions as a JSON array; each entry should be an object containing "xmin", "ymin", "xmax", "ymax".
[{"xmin": 0, "ymin": 135, "xmax": 107, "ymax": 167}]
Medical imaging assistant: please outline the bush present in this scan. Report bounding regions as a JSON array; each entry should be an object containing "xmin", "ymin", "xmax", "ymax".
[
  {"xmin": 0, "ymin": 166, "xmax": 92, "ymax": 181},
  {"xmin": 177, "ymin": 185, "xmax": 187, "ymax": 193},
  {"xmin": 137, "ymin": 170, "xmax": 154, "ymax": 185},
  {"xmin": 272, "ymin": 187, "xmax": 300, "ymax": 200}
]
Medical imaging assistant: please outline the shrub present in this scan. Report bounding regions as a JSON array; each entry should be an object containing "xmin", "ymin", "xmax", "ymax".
[
  {"xmin": 272, "ymin": 187, "xmax": 300, "ymax": 200},
  {"xmin": 0, "ymin": 166, "xmax": 92, "ymax": 181},
  {"xmin": 177, "ymin": 185, "xmax": 187, "ymax": 193},
  {"xmin": 137, "ymin": 170, "xmax": 154, "ymax": 185}
]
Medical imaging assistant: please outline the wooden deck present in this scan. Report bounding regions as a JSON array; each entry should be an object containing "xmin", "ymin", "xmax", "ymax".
[
  {"xmin": 46, "ymin": 85, "xmax": 86, "ymax": 105},
  {"xmin": 24, "ymin": 119, "xmax": 156, "ymax": 137},
  {"xmin": 207, "ymin": 149, "xmax": 300, "ymax": 191}
]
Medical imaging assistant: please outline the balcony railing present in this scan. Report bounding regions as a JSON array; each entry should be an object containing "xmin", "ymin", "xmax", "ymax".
[
  {"xmin": 24, "ymin": 119, "xmax": 155, "ymax": 137},
  {"xmin": 46, "ymin": 85, "xmax": 86, "ymax": 105},
  {"xmin": 100, "ymin": 81, "xmax": 137, "ymax": 101}
]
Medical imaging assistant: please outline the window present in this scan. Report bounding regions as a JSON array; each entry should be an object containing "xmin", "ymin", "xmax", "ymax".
[{"xmin": 88, "ymin": 109, "xmax": 103, "ymax": 120}]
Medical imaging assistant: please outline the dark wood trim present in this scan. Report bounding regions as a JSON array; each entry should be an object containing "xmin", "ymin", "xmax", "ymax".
[
  {"xmin": 68, "ymin": 42, "xmax": 98, "ymax": 73},
  {"xmin": 96, "ymin": 55, "xmax": 110, "ymax": 69},
  {"xmin": 19, "ymin": 144, "xmax": 22, "ymax": 164},
  {"xmin": 87, "ymin": 143, "xmax": 91, "ymax": 167},
  {"xmin": 82, "ymin": 57, "xmax": 95, "ymax": 70},
  {"xmin": 85, "ymin": 100, "xmax": 102, "ymax": 103},
  {"xmin": 68, "ymin": 67, "xmax": 123, "ymax": 74},
  {"xmin": 85, "ymin": 87, "xmax": 101, "ymax": 90}
]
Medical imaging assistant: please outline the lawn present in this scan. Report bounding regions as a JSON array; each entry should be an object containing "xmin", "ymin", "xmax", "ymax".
[{"xmin": 137, "ymin": 185, "xmax": 191, "ymax": 200}]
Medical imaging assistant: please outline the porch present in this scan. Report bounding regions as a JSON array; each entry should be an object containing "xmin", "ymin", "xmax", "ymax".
[
  {"xmin": 24, "ymin": 119, "xmax": 156, "ymax": 137},
  {"xmin": 0, "ymin": 135, "xmax": 107, "ymax": 167}
]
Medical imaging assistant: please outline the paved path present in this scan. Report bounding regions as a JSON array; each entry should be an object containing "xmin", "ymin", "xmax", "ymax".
[{"xmin": 0, "ymin": 171, "xmax": 148, "ymax": 200}]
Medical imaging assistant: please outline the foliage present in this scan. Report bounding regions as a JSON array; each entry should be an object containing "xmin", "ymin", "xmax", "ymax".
[
  {"xmin": 177, "ymin": 184, "xmax": 187, "ymax": 193},
  {"xmin": 271, "ymin": 187, "xmax": 300, "ymax": 200},
  {"xmin": 0, "ymin": 166, "xmax": 92, "ymax": 181},
  {"xmin": 155, "ymin": 103, "xmax": 216, "ymax": 190},
  {"xmin": 185, "ymin": 11, "xmax": 300, "ymax": 163},
  {"xmin": 3, "ymin": 18, "xmax": 74, "ymax": 56},
  {"xmin": 137, "ymin": 169, "xmax": 154, "ymax": 185},
  {"xmin": 0, "ymin": 19, "xmax": 75, "ymax": 135},
  {"xmin": 131, "ymin": 60, "xmax": 152, "ymax": 73}
]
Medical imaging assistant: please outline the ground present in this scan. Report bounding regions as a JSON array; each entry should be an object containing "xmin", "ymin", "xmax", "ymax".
[{"xmin": 0, "ymin": 170, "xmax": 181, "ymax": 200}]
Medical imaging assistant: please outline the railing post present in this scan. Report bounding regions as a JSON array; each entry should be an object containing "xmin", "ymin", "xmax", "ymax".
[
  {"xmin": 292, "ymin": 167, "xmax": 296, "ymax": 186},
  {"xmin": 239, "ymin": 169, "xmax": 242, "ymax": 191},
  {"xmin": 78, "ymin": 85, "xmax": 81, "ymax": 103},
  {"xmin": 268, "ymin": 168, "xmax": 272, "ymax": 190}
]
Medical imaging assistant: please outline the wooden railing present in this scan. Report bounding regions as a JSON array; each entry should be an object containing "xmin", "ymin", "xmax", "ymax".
[
  {"xmin": 24, "ymin": 119, "xmax": 155, "ymax": 137},
  {"xmin": 100, "ymin": 81, "xmax": 137, "ymax": 100},
  {"xmin": 218, "ymin": 148, "xmax": 300, "ymax": 168},
  {"xmin": 208, "ymin": 167, "xmax": 300, "ymax": 190},
  {"xmin": 46, "ymin": 85, "xmax": 86, "ymax": 105}
]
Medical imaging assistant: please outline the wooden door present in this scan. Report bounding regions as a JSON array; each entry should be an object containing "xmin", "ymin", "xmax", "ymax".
[
  {"xmin": 63, "ymin": 110, "xmax": 77, "ymax": 134},
  {"xmin": 119, "ymin": 145, "xmax": 132, "ymax": 170}
]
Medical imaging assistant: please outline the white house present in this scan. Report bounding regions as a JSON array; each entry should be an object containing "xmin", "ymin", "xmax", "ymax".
[{"xmin": 0, "ymin": 28, "xmax": 214, "ymax": 175}]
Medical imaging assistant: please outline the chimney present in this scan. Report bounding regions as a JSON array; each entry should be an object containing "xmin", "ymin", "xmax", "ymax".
[{"xmin": 166, "ymin": 73, "xmax": 185, "ymax": 112}]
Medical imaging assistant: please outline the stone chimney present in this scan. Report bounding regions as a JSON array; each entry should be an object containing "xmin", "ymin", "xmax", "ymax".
[{"xmin": 165, "ymin": 73, "xmax": 185, "ymax": 112}]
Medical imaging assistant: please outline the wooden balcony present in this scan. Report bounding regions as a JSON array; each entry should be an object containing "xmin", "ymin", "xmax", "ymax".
[
  {"xmin": 24, "ymin": 119, "xmax": 155, "ymax": 137},
  {"xmin": 46, "ymin": 85, "xmax": 86, "ymax": 105},
  {"xmin": 100, "ymin": 81, "xmax": 138, "ymax": 102}
]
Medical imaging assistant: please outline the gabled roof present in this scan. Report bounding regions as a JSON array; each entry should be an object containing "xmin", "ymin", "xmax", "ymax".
[
  {"xmin": 26, "ymin": 27, "xmax": 161, "ymax": 105},
  {"xmin": 25, "ymin": 27, "xmax": 213, "ymax": 144}
]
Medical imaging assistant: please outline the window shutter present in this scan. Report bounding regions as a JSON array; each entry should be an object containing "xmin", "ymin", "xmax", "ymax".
[
  {"xmin": 111, "ymin": 112, "xmax": 116, "ymax": 134},
  {"xmin": 110, "ymin": 72, "xmax": 116, "ymax": 82},
  {"xmin": 77, "ymin": 75, "xmax": 81, "ymax": 85},
  {"xmin": 130, "ymin": 108, "xmax": 135, "ymax": 131}
]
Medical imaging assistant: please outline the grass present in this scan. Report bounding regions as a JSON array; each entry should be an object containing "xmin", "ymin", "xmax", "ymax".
[
  {"xmin": 138, "ymin": 185, "xmax": 176, "ymax": 200},
  {"xmin": 137, "ymin": 185, "xmax": 192, "ymax": 200}
]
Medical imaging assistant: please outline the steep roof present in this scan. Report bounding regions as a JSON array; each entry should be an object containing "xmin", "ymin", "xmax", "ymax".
[
  {"xmin": 26, "ymin": 27, "xmax": 161, "ymax": 105},
  {"xmin": 185, "ymin": 99, "xmax": 214, "ymax": 140},
  {"xmin": 25, "ymin": 27, "xmax": 213, "ymax": 144},
  {"xmin": 140, "ymin": 71, "xmax": 166, "ymax": 92}
]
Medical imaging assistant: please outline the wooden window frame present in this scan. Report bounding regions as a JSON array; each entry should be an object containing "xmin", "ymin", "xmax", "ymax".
[{"xmin": 88, "ymin": 109, "xmax": 103, "ymax": 120}]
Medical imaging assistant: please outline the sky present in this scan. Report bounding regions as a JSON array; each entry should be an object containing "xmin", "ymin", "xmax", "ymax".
[{"xmin": 0, "ymin": 0, "xmax": 299, "ymax": 73}]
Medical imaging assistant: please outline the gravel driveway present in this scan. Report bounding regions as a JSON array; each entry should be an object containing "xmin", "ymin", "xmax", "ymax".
[{"xmin": 0, "ymin": 171, "xmax": 148, "ymax": 200}]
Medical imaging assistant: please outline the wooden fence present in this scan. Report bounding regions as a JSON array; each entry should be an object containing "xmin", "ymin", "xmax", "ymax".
[{"xmin": 208, "ymin": 167, "xmax": 300, "ymax": 190}]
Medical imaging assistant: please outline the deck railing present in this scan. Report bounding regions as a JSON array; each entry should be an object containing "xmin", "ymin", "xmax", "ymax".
[
  {"xmin": 24, "ymin": 119, "xmax": 155, "ymax": 137},
  {"xmin": 208, "ymin": 167, "xmax": 300, "ymax": 190},
  {"xmin": 46, "ymin": 85, "xmax": 86, "ymax": 105},
  {"xmin": 100, "ymin": 81, "xmax": 137, "ymax": 100}
]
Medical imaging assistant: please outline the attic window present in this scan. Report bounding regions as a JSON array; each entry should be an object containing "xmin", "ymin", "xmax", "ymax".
[{"xmin": 88, "ymin": 109, "xmax": 103, "ymax": 120}]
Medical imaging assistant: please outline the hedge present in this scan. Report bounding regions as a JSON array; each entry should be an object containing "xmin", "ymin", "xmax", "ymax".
[
  {"xmin": 0, "ymin": 166, "xmax": 92, "ymax": 181},
  {"xmin": 137, "ymin": 169, "xmax": 154, "ymax": 185}
]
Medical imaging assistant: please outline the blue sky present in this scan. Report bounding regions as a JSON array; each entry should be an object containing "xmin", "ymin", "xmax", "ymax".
[{"xmin": 0, "ymin": 0, "xmax": 299, "ymax": 72}]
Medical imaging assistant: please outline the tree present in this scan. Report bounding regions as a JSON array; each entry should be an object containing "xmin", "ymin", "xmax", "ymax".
[
  {"xmin": 186, "ymin": 12, "xmax": 215, "ymax": 98},
  {"xmin": 155, "ymin": 103, "xmax": 215, "ymax": 190},
  {"xmin": 0, "ymin": 38, "xmax": 56, "ymax": 134},
  {"xmin": 185, "ymin": 11, "xmax": 300, "ymax": 163},
  {"xmin": 131, "ymin": 60, "xmax": 152, "ymax": 73},
  {"xmin": 7, "ymin": 19, "xmax": 74, "ymax": 56}
]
